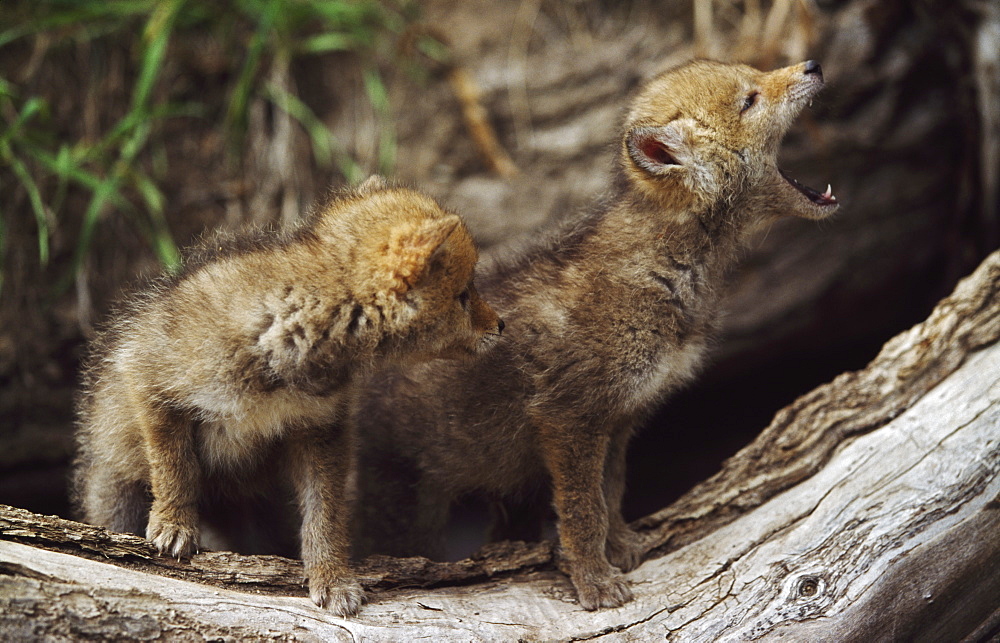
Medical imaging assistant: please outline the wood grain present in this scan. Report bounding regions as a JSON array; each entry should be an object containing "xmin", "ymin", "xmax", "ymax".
[{"xmin": 2, "ymin": 250, "xmax": 996, "ymax": 641}]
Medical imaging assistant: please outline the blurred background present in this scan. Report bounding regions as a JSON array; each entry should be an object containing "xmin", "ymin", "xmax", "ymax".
[{"xmin": 1, "ymin": 0, "xmax": 997, "ymax": 558}]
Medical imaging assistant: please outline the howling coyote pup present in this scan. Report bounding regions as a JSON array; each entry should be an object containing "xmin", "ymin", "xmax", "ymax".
[
  {"xmin": 73, "ymin": 177, "xmax": 502, "ymax": 616},
  {"xmin": 354, "ymin": 60, "xmax": 839, "ymax": 609}
]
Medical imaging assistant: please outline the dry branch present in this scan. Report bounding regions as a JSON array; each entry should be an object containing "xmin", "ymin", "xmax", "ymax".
[{"xmin": 2, "ymin": 250, "xmax": 998, "ymax": 641}]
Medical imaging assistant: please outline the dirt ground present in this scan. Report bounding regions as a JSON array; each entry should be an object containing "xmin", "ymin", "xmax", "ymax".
[{"xmin": 1, "ymin": 0, "xmax": 994, "ymax": 558}]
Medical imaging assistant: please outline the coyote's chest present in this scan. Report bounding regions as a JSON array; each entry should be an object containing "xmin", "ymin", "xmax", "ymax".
[
  {"xmin": 602, "ymin": 263, "xmax": 716, "ymax": 411},
  {"xmin": 629, "ymin": 338, "xmax": 708, "ymax": 410}
]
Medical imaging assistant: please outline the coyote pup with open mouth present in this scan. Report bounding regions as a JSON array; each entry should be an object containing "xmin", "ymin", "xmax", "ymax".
[{"xmin": 355, "ymin": 60, "xmax": 838, "ymax": 610}]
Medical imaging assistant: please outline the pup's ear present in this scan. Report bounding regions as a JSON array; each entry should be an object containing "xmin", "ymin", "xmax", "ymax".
[
  {"xmin": 626, "ymin": 120, "xmax": 695, "ymax": 175},
  {"xmin": 356, "ymin": 175, "xmax": 388, "ymax": 194},
  {"xmin": 383, "ymin": 215, "xmax": 461, "ymax": 294}
]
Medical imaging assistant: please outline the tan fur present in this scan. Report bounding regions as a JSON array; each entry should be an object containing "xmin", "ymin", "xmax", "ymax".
[
  {"xmin": 353, "ymin": 60, "xmax": 838, "ymax": 610},
  {"xmin": 73, "ymin": 178, "xmax": 502, "ymax": 616}
]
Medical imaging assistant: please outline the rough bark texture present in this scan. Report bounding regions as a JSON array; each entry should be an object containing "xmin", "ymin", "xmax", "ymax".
[{"xmin": 2, "ymin": 250, "xmax": 997, "ymax": 641}]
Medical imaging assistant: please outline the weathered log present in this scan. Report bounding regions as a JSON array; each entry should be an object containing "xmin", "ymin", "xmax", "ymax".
[{"xmin": 2, "ymin": 249, "xmax": 997, "ymax": 641}]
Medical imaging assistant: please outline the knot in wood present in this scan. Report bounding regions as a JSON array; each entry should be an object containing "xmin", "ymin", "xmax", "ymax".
[{"xmin": 795, "ymin": 574, "xmax": 824, "ymax": 599}]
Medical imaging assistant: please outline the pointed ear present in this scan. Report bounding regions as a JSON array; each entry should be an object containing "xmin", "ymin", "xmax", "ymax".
[
  {"xmin": 356, "ymin": 175, "xmax": 388, "ymax": 194},
  {"xmin": 626, "ymin": 121, "xmax": 694, "ymax": 175},
  {"xmin": 383, "ymin": 215, "xmax": 461, "ymax": 294}
]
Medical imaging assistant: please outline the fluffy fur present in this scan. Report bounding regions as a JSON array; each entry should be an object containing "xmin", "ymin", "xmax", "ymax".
[
  {"xmin": 352, "ymin": 60, "xmax": 838, "ymax": 610},
  {"xmin": 73, "ymin": 177, "xmax": 502, "ymax": 616}
]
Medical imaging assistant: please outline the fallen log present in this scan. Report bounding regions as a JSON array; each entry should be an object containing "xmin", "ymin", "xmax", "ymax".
[{"xmin": 2, "ymin": 249, "xmax": 998, "ymax": 640}]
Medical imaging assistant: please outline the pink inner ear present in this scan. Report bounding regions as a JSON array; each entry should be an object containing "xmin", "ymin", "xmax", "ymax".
[{"xmin": 641, "ymin": 138, "xmax": 678, "ymax": 166}]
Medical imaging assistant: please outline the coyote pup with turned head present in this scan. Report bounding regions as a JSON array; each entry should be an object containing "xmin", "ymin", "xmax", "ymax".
[
  {"xmin": 73, "ymin": 177, "xmax": 502, "ymax": 616},
  {"xmin": 355, "ymin": 60, "xmax": 839, "ymax": 609}
]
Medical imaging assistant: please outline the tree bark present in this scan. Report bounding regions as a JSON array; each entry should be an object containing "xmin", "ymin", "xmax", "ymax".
[{"xmin": 2, "ymin": 249, "xmax": 997, "ymax": 641}]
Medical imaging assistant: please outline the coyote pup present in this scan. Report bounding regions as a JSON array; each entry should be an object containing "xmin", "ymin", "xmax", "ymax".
[
  {"xmin": 354, "ymin": 60, "xmax": 839, "ymax": 609},
  {"xmin": 73, "ymin": 177, "xmax": 503, "ymax": 616}
]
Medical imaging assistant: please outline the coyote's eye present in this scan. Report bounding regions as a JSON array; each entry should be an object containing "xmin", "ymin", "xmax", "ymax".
[
  {"xmin": 741, "ymin": 91, "xmax": 759, "ymax": 114},
  {"xmin": 457, "ymin": 289, "xmax": 471, "ymax": 310}
]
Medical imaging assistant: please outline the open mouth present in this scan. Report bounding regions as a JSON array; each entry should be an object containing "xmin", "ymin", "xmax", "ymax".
[{"xmin": 779, "ymin": 168, "xmax": 837, "ymax": 207}]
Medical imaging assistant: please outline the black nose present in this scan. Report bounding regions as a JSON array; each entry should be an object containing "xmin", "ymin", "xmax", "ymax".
[
  {"xmin": 497, "ymin": 319, "xmax": 505, "ymax": 334},
  {"xmin": 804, "ymin": 60, "xmax": 823, "ymax": 79}
]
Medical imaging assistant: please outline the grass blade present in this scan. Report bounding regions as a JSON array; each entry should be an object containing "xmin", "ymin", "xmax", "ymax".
[
  {"xmin": 226, "ymin": 0, "xmax": 281, "ymax": 141},
  {"xmin": 298, "ymin": 32, "xmax": 356, "ymax": 54},
  {"xmin": 7, "ymin": 154, "xmax": 50, "ymax": 265},
  {"xmin": 60, "ymin": 174, "xmax": 123, "ymax": 293},
  {"xmin": 132, "ymin": 170, "xmax": 180, "ymax": 270},
  {"xmin": 133, "ymin": 0, "xmax": 185, "ymax": 112},
  {"xmin": 363, "ymin": 67, "xmax": 395, "ymax": 174},
  {"xmin": 265, "ymin": 82, "xmax": 362, "ymax": 182}
]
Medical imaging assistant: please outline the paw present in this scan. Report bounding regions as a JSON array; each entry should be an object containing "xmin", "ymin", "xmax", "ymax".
[
  {"xmin": 309, "ymin": 572, "xmax": 366, "ymax": 617},
  {"xmin": 146, "ymin": 514, "xmax": 199, "ymax": 558},
  {"xmin": 571, "ymin": 568, "xmax": 634, "ymax": 611},
  {"xmin": 606, "ymin": 526, "xmax": 644, "ymax": 572}
]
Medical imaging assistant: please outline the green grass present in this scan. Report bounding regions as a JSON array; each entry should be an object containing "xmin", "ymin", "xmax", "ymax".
[{"xmin": 0, "ymin": 0, "xmax": 414, "ymax": 292}]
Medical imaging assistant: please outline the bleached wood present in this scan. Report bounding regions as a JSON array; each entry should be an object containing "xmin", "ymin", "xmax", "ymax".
[{"xmin": 2, "ymin": 251, "xmax": 998, "ymax": 640}]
